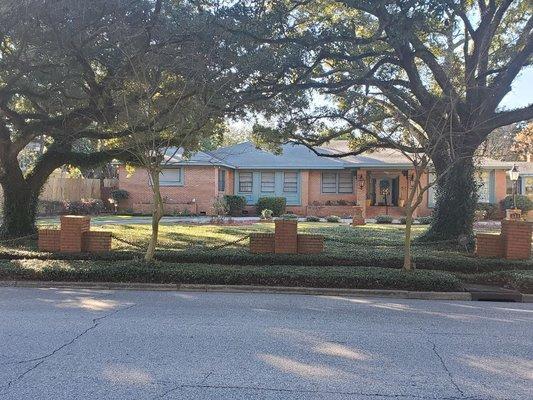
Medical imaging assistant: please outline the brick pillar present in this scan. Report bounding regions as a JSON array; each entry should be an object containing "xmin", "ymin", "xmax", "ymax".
[
  {"xmin": 356, "ymin": 169, "xmax": 367, "ymax": 212},
  {"xmin": 60, "ymin": 216, "xmax": 91, "ymax": 252},
  {"xmin": 274, "ymin": 220, "xmax": 298, "ymax": 254},
  {"xmin": 501, "ymin": 220, "xmax": 532, "ymax": 260}
]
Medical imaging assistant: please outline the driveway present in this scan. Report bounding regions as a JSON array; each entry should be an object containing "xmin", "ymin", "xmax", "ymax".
[{"xmin": 0, "ymin": 288, "xmax": 531, "ymax": 399}]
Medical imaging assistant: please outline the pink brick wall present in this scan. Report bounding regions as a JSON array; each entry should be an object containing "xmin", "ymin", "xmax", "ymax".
[
  {"xmin": 118, "ymin": 165, "xmax": 220, "ymax": 215},
  {"xmin": 494, "ymin": 170, "xmax": 507, "ymax": 204}
]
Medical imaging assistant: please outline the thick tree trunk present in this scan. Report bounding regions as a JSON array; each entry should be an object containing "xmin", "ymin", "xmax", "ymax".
[
  {"xmin": 0, "ymin": 179, "xmax": 40, "ymax": 238},
  {"xmin": 422, "ymin": 154, "xmax": 477, "ymax": 241},
  {"xmin": 145, "ymin": 170, "xmax": 164, "ymax": 261}
]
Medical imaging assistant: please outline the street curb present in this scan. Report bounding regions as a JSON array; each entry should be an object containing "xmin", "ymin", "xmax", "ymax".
[{"xmin": 0, "ymin": 280, "xmax": 472, "ymax": 301}]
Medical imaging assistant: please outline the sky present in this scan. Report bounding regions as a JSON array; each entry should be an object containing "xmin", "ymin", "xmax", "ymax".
[
  {"xmin": 229, "ymin": 66, "xmax": 533, "ymax": 133},
  {"xmin": 501, "ymin": 67, "xmax": 533, "ymax": 110}
]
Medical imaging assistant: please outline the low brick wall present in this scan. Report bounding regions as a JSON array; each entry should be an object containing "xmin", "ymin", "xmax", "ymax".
[
  {"xmin": 38, "ymin": 216, "xmax": 112, "ymax": 254},
  {"xmin": 38, "ymin": 229, "xmax": 61, "ymax": 252},
  {"xmin": 274, "ymin": 220, "xmax": 298, "ymax": 254},
  {"xmin": 306, "ymin": 205, "xmax": 356, "ymax": 218},
  {"xmin": 249, "ymin": 221, "xmax": 325, "ymax": 255},
  {"xmin": 475, "ymin": 233, "xmax": 503, "ymax": 258},
  {"xmin": 82, "ymin": 231, "xmax": 112, "ymax": 253},
  {"xmin": 297, "ymin": 234, "xmax": 324, "ymax": 254},
  {"xmin": 249, "ymin": 233, "xmax": 275, "ymax": 254}
]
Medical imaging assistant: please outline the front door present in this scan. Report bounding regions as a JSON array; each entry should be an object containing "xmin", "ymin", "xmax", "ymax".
[
  {"xmin": 378, "ymin": 178, "xmax": 392, "ymax": 206},
  {"xmin": 371, "ymin": 175, "xmax": 399, "ymax": 206}
]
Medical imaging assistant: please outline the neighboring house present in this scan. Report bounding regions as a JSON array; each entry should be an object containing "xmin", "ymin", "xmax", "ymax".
[{"xmin": 117, "ymin": 141, "xmax": 530, "ymax": 217}]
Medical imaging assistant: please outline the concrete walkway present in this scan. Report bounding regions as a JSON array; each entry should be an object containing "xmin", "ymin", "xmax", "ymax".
[{"xmin": 0, "ymin": 287, "xmax": 531, "ymax": 399}]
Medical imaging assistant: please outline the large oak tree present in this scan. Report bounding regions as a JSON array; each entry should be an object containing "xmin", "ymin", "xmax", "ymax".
[
  {"xmin": 219, "ymin": 0, "xmax": 533, "ymax": 240},
  {"xmin": 0, "ymin": 0, "xmax": 249, "ymax": 237}
]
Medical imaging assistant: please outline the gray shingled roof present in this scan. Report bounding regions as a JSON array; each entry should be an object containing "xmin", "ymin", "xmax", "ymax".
[
  {"xmin": 161, "ymin": 147, "xmax": 232, "ymax": 167},
  {"xmin": 208, "ymin": 142, "xmax": 347, "ymax": 169},
  {"xmin": 157, "ymin": 141, "xmax": 528, "ymax": 172}
]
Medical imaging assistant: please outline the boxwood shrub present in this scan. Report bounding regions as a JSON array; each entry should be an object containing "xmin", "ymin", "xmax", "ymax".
[
  {"xmin": 500, "ymin": 195, "xmax": 533, "ymax": 213},
  {"xmin": 376, "ymin": 215, "xmax": 393, "ymax": 224},
  {"xmin": 256, "ymin": 197, "xmax": 287, "ymax": 217},
  {"xmin": 223, "ymin": 195, "xmax": 246, "ymax": 216}
]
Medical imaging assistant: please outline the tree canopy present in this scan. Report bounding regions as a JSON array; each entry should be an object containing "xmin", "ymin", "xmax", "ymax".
[
  {"xmin": 216, "ymin": 0, "xmax": 533, "ymax": 240},
  {"xmin": 0, "ymin": 0, "xmax": 253, "ymax": 236}
]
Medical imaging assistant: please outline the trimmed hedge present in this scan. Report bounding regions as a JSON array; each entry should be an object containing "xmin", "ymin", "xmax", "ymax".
[
  {"xmin": 0, "ymin": 259, "xmax": 463, "ymax": 292},
  {"xmin": 256, "ymin": 197, "xmax": 287, "ymax": 217}
]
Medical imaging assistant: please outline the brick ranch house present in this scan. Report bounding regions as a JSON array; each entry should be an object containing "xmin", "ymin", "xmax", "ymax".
[{"xmin": 117, "ymin": 141, "xmax": 530, "ymax": 218}]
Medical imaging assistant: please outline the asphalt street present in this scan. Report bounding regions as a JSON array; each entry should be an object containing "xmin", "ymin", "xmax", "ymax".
[{"xmin": 0, "ymin": 287, "xmax": 531, "ymax": 399}]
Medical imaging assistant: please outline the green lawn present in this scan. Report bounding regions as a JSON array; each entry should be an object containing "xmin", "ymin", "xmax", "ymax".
[{"xmin": 1, "ymin": 220, "xmax": 531, "ymax": 292}]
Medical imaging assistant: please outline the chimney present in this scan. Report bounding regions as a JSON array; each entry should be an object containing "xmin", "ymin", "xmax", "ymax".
[{"xmin": 527, "ymin": 152, "xmax": 531, "ymax": 163}]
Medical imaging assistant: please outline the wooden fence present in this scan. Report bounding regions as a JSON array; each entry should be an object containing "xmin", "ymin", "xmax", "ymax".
[{"xmin": 0, "ymin": 177, "xmax": 118, "ymax": 203}]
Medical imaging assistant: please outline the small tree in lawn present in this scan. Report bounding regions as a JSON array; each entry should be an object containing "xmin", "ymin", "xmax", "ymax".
[{"xmin": 116, "ymin": 2, "xmax": 249, "ymax": 261}]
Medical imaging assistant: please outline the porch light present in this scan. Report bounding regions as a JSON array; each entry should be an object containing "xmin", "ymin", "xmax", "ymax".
[
  {"xmin": 357, "ymin": 173, "xmax": 365, "ymax": 189},
  {"xmin": 508, "ymin": 165, "xmax": 519, "ymax": 210},
  {"xmin": 508, "ymin": 165, "xmax": 519, "ymax": 181},
  {"xmin": 409, "ymin": 173, "xmax": 415, "ymax": 188}
]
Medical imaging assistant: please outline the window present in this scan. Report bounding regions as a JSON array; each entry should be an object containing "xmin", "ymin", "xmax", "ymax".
[
  {"xmin": 321, "ymin": 172, "xmax": 337, "ymax": 193},
  {"xmin": 261, "ymin": 172, "xmax": 275, "ymax": 192},
  {"xmin": 239, "ymin": 172, "xmax": 253, "ymax": 193},
  {"xmin": 506, "ymin": 176, "xmax": 523, "ymax": 195},
  {"xmin": 156, "ymin": 168, "xmax": 182, "ymax": 186},
  {"xmin": 283, "ymin": 172, "xmax": 298, "ymax": 192},
  {"xmin": 338, "ymin": 171, "xmax": 354, "ymax": 193},
  {"xmin": 321, "ymin": 171, "xmax": 353, "ymax": 193},
  {"xmin": 524, "ymin": 176, "xmax": 533, "ymax": 199},
  {"xmin": 476, "ymin": 171, "xmax": 490, "ymax": 203},
  {"xmin": 218, "ymin": 169, "xmax": 226, "ymax": 192}
]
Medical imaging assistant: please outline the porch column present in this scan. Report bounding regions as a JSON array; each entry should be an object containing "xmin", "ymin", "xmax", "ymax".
[
  {"xmin": 300, "ymin": 170, "xmax": 310, "ymax": 213},
  {"xmin": 356, "ymin": 169, "xmax": 367, "ymax": 217}
]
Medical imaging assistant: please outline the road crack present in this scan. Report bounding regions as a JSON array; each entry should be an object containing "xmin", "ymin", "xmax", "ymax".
[
  {"xmin": 427, "ymin": 338, "xmax": 465, "ymax": 398},
  {"xmin": 0, "ymin": 304, "xmax": 136, "ymax": 394}
]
